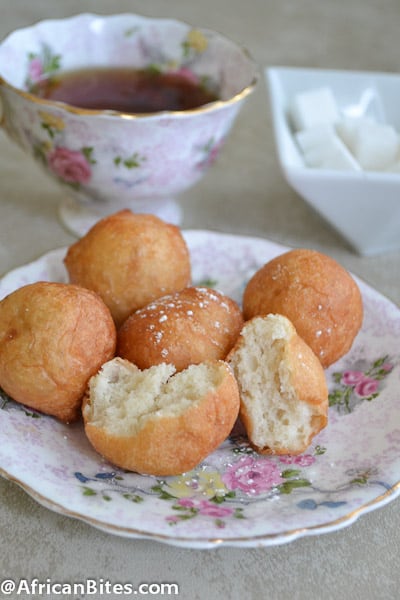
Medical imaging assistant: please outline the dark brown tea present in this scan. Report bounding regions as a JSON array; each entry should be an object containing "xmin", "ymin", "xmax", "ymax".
[{"xmin": 31, "ymin": 67, "xmax": 219, "ymax": 113}]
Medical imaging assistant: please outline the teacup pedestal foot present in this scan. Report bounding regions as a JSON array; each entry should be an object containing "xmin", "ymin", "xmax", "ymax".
[{"xmin": 58, "ymin": 195, "xmax": 183, "ymax": 237}]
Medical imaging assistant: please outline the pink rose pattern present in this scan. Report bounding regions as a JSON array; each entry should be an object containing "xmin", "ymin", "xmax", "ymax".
[
  {"xmin": 279, "ymin": 454, "xmax": 316, "ymax": 467},
  {"xmin": 48, "ymin": 146, "xmax": 92, "ymax": 184},
  {"xmin": 73, "ymin": 442, "xmax": 322, "ymax": 530},
  {"xmin": 329, "ymin": 356, "xmax": 394, "ymax": 414},
  {"xmin": 24, "ymin": 49, "xmax": 89, "ymax": 187},
  {"xmin": 28, "ymin": 57, "xmax": 44, "ymax": 83},
  {"xmin": 28, "ymin": 104, "xmax": 97, "ymax": 188},
  {"xmin": 222, "ymin": 455, "xmax": 284, "ymax": 495},
  {"xmin": 25, "ymin": 44, "xmax": 61, "ymax": 90},
  {"xmin": 72, "ymin": 443, "xmax": 324, "ymax": 528},
  {"xmin": 166, "ymin": 498, "xmax": 235, "ymax": 527}
]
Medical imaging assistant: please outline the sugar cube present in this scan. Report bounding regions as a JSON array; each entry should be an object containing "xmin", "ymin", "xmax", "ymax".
[
  {"xmin": 351, "ymin": 121, "xmax": 399, "ymax": 171},
  {"xmin": 295, "ymin": 124, "xmax": 336, "ymax": 153},
  {"xmin": 295, "ymin": 125, "xmax": 360, "ymax": 170},
  {"xmin": 303, "ymin": 134, "xmax": 360, "ymax": 171},
  {"xmin": 290, "ymin": 87, "xmax": 340, "ymax": 131}
]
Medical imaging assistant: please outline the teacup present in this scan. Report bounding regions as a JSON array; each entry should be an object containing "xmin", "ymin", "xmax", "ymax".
[{"xmin": 0, "ymin": 13, "xmax": 257, "ymax": 235}]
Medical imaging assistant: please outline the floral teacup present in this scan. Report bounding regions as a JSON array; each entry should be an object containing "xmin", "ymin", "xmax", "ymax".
[{"xmin": 0, "ymin": 13, "xmax": 257, "ymax": 235}]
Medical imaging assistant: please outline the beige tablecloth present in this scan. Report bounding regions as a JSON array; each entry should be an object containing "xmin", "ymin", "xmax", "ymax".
[{"xmin": 1, "ymin": 1, "xmax": 399, "ymax": 599}]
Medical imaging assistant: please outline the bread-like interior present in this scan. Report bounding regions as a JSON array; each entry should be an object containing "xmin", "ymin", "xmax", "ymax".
[
  {"xmin": 228, "ymin": 314, "xmax": 328, "ymax": 454},
  {"xmin": 84, "ymin": 358, "xmax": 228, "ymax": 436},
  {"xmin": 83, "ymin": 357, "xmax": 240, "ymax": 475},
  {"xmin": 84, "ymin": 357, "xmax": 236, "ymax": 436}
]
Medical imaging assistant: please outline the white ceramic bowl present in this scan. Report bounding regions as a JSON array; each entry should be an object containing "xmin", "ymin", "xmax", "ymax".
[
  {"xmin": 0, "ymin": 13, "xmax": 257, "ymax": 235},
  {"xmin": 266, "ymin": 66, "xmax": 400, "ymax": 256}
]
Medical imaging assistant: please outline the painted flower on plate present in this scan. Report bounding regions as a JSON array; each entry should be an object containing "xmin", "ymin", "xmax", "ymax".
[
  {"xmin": 279, "ymin": 454, "xmax": 316, "ymax": 467},
  {"xmin": 222, "ymin": 455, "xmax": 284, "ymax": 495},
  {"xmin": 177, "ymin": 498, "xmax": 233, "ymax": 518},
  {"xmin": 160, "ymin": 469, "xmax": 228, "ymax": 499},
  {"xmin": 354, "ymin": 376, "xmax": 379, "ymax": 398},
  {"xmin": 329, "ymin": 356, "xmax": 395, "ymax": 414},
  {"xmin": 341, "ymin": 370, "xmax": 364, "ymax": 386}
]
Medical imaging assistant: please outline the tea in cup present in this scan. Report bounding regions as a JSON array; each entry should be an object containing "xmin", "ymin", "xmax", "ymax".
[{"xmin": 0, "ymin": 13, "xmax": 257, "ymax": 235}]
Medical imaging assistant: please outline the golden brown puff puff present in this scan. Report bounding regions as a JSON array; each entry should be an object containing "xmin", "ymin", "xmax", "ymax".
[
  {"xmin": 242, "ymin": 249, "xmax": 363, "ymax": 368},
  {"xmin": 64, "ymin": 210, "xmax": 191, "ymax": 327},
  {"xmin": 117, "ymin": 286, "xmax": 244, "ymax": 372},
  {"xmin": 0, "ymin": 281, "xmax": 116, "ymax": 422}
]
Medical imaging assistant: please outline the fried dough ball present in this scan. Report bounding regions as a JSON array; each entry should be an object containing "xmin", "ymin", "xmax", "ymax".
[
  {"xmin": 0, "ymin": 282, "xmax": 116, "ymax": 422},
  {"xmin": 83, "ymin": 358, "xmax": 240, "ymax": 476},
  {"xmin": 64, "ymin": 209, "xmax": 191, "ymax": 327},
  {"xmin": 228, "ymin": 314, "xmax": 328, "ymax": 455},
  {"xmin": 117, "ymin": 286, "xmax": 244, "ymax": 372},
  {"xmin": 242, "ymin": 249, "xmax": 363, "ymax": 367}
]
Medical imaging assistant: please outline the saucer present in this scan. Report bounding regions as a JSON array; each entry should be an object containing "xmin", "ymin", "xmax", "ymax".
[{"xmin": 1, "ymin": 230, "xmax": 399, "ymax": 548}]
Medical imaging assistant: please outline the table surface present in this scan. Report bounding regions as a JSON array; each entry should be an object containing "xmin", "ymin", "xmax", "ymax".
[{"xmin": 1, "ymin": 1, "xmax": 399, "ymax": 599}]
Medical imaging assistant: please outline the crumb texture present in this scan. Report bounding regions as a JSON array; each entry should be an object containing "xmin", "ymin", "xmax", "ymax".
[
  {"xmin": 85, "ymin": 359, "xmax": 226, "ymax": 435},
  {"xmin": 229, "ymin": 314, "xmax": 328, "ymax": 454},
  {"xmin": 83, "ymin": 357, "xmax": 240, "ymax": 476}
]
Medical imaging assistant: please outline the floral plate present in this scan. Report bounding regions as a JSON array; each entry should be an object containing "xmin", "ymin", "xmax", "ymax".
[{"xmin": 0, "ymin": 230, "xmax": 399, "ymax": 549}]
